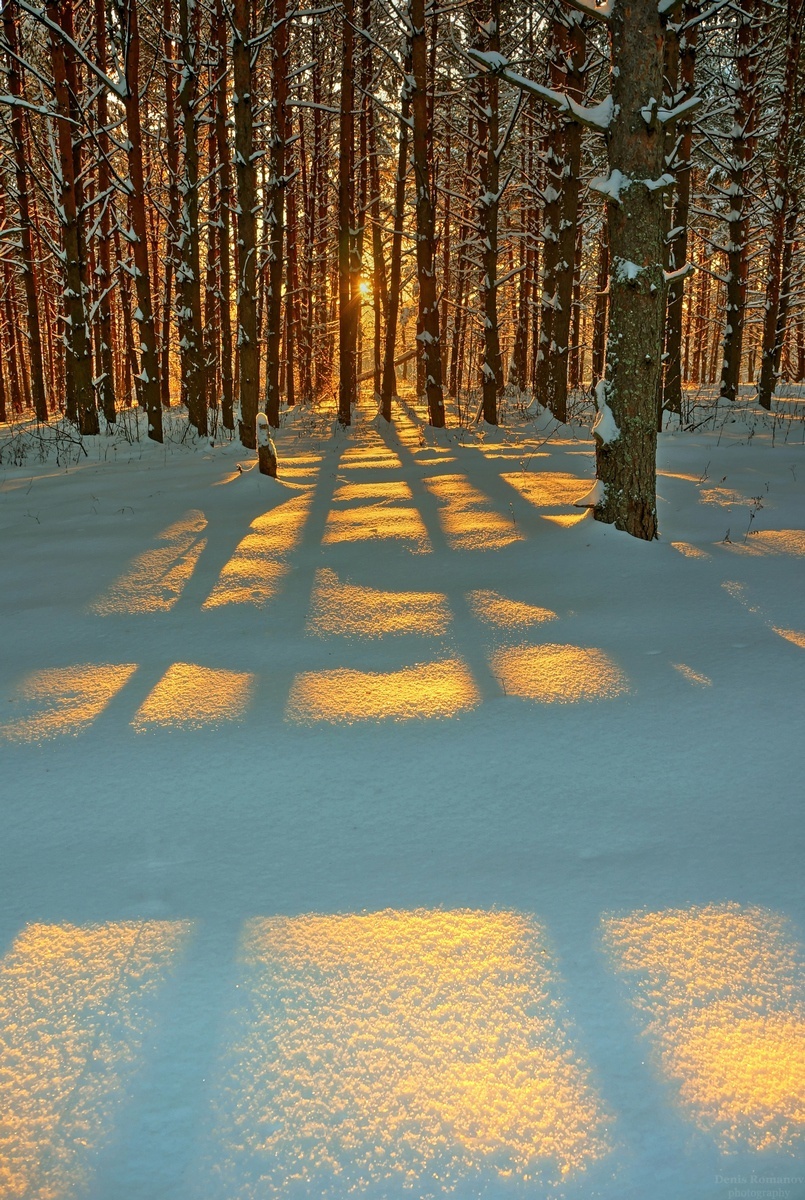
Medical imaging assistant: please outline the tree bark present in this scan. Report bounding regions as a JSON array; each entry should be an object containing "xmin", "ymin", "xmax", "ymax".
[
  {"xmin": 177, "ymin": 0, "xmax": 207, "ymax": 434},
  {"xmin": 594, "ymin": 0, "xmax": 667, "ymax": 540},
  {"xmin": 719, "ymin": 0, "xmax": 761, "ymax": 403},
  {"xmin": 338, "ymin": 0, "xmax": 357, "ymax": 425},
  {"xmin": 662, "ymin": 2, "xmax": 699, "ymax": 419},
  {"xmin": 265, "ymin": 0, "xmax": 289, "ymax": 427},
  {"xmin": 120, "ymin": 0, "xmax": 163, "ymax": 441},
  {"xmin": 46, "ymin": 0, "xmax": 97, "ymax": 435},
  {"xmin": 4, "ymin": 2, "xmax": 48, "ymax": 423},
  {"xmin": 757, "ymin": 0, "xmax": 803, "ymax": 409},
  {"xmin": 473, "ymin": 0, "xmax": 503, "ymax": 425},
  {"xmin": 410, "ymin": 0, "xmax": 445, "ymax": 426},
  {"xmin": 232, "ymin": 0, "xmax": 259, "ymax": 447}
]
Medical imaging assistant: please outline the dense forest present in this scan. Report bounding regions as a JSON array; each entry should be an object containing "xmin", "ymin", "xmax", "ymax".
[{"xmin": 0, "ymin": 0, "xmax": 803, "ymax": 537}]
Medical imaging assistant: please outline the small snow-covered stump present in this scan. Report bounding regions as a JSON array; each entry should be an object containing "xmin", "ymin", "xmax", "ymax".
[{"xmin": 256, "ymin": 412, "xmax": 278, "ymax": 477}]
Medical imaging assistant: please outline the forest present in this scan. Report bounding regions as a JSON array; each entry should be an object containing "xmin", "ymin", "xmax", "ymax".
[{"xmin": 1, "ymin": 0, "xmax": 803, "ymax": 539}]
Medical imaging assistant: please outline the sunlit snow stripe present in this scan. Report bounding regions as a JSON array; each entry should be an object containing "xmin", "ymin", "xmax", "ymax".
[
  {"xmin": 423, "ymin": 473, "xmax": 521, "ymax": 551},
  {"xmin": 0, "ymin": 921, "xmax": 192, "ymax": 1197},
  {"xmin": 490, "ymin": 644, "xmax": 629, "ymax": 703},
  {"xmin": 0, "ymin": 663, "xmax": 137, "ymax": 742},
  {"xmin": 307, "ymin": 568, "xmax": 450, "ymax": 638},
  {"xmin": 204, "ymin": 910, "xmax": 613, "ymax": 1196},
  {"xmin": 603, "ymin": 904, "xmax": 805, "ymax": 1153},
  {"xmin": 132, "ymin": 663, "xmax": 255, "ymax": 731},
  {"xmin": 89, "ymin": 509, "xmax": 207, "ymax": 614},
  {"xmin": 203, "ymin": 493, "xmax": 313, "ymax": 608},
  {"xmin": 286, "ymin": 659, "xmax": 479, "ymax": 723}
]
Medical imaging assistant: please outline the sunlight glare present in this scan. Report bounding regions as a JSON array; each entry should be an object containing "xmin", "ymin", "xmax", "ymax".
[
  {"xmin": 332, "ymin": 480, "xmax": 413, "ymax": 503},
  {"xmin": 338, "ymin": 446, "xmax": 403, "ymax": 470},
  {"xmin": 542, "ymin": 512, "xmax": 589, "ymax": 527},
  {"xmin": 721, "ymin": 530, "xmax": 805, "ymax": 557},
  {"xmin": 772, "ymin": 627, "xmax": 805, "ymax": 648},
  {"xmin": 671, "ymin": 541, "xmax": 711, "ymax": 559},
  {"xmin": 672, "ymin": 663, "xmax": 712, "ymax": 686},
  {"xmin": 323, "ymin": 491, "xmax": 431, "ymax": 552}
]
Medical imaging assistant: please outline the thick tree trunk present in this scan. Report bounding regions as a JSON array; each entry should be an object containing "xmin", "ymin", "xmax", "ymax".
[{"xmin": 594, "ymin": 0, "xmax": 667, "ymax": 541}]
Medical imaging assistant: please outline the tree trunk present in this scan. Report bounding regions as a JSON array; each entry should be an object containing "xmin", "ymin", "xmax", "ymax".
[
  {"xmin": 232, "ymin": 0, "xmax": 259, "ymax": 447},
  {"xmin": 546, "ymin": 9, "xmax": 586, "ymax": 421},
  {"xmin": 663, "ymin": 2, "xmax": 699, "ymax": 419},
  {"xmin": 46, "ymin": 0, "xmax": 97, "ymax": 435},
  {"xmin": 410, "ymin": 0, "xmax": 445, "ymax": 426},
  {"xmin": 380, "ymin": 57, "xmax": 412, "ymax": 420},
  {"xmin": 121, "ymin": 0, "xmax": 163, "ymax": 441},
  {"xmin": 177, "ymin": 0, "xmax": 207, "ymax": 434},
  {"xmin": 594, "ymin": 0, "xmax": 667, "ymax": 541},
  {"xmin": 213, "ymin": 0, "xmax": 234, "ymax": 429},
  {"xmin": 4, "ymin": 3, "xmax": 48, "ymax": 423},
  {"xmin": 473, "ymin": 0, "xmax": 503, "ymax": 425},
  {"xmin": 338, "ymin": 0, "xmax": 357, "ymax": 425},
  {"xmin": 757, "ymin": 0, "xmax": 803, "ymax": 409},
  {"xmin": 265, "ymin": 0, "xmax": 289, "ymax": 427},
  {"xmin": 719, "ymin": 0, "xmax": 761, "ymax": 403}
]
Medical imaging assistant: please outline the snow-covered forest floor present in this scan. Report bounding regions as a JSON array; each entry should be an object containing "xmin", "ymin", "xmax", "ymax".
[{"xmin": 1, "ymin": 390, "xmax": 804, "ymax": 1200}]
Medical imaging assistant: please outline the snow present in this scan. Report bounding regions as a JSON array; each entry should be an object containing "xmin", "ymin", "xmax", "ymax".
[
  {"xmin": 613, "ymin": 257, "xmax": 644, "ymax": 284},
  {"xmin": 0, "ymin": 393, "xmax": 804, "ymax": 1200},
  {"xmin": 591, "ymin": 168, "xmax": 632, "ymax": 203},
  {"xmin": 592, "ymin": 384, "xmax": 621, "ymax": 445}
]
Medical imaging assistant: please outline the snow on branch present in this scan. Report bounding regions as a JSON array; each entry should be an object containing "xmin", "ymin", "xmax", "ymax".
[
  {"xmin": 664, "ymin": 262, "xmax": 694, "ymax": 283},
  {"xmin": 0, "ymin": 93, "xmax": 78, "ymax": 123},
  {"xmin": 562, "ymin": 0, "xmax": 613, "ymax": 21},
  {"xmin": 657, "ymin": 94, "xmax": 703, "ymax": 124},
  {"xmin": 15, "ymin": 0, "xmax": 127, "ymax": 99},
  {"xmin": 467, "ymin": 48, "xmax": 614, "ymax": 131}
]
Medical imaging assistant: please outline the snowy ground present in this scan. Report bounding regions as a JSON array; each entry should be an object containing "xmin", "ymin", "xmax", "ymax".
[{"xmin": 0, "ymin": 393, "xmax": 804, "ymax": 1200}]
